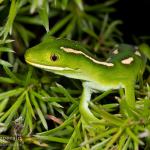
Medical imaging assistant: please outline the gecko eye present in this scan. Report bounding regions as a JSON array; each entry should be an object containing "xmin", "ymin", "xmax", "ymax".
[{"xmin": 50, "ymin": 54, "xmax": 59, "ymax": 61}]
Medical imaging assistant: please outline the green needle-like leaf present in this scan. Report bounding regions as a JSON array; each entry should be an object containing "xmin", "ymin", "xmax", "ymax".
[
  {"xmin": 0, "ymin": 98, "xmax": 9, "ymax": 113},
  {"xmin": 35, "ymin": 135, "xmax": 69, "ymax": 143},
  {"xmin": 0, "ymin": 90, "xmax": 26, "ymax": 126},
  {"xmin": 30, "ymin": 90, "xmax": 48, "ymax": 130},
  {"xmin": 60, "ymin": 18, "xmax": 76, "ymax": 38},
  {"xmin": 103, "ymin": 20, "xmax": 122, "ymax": 40},
  {"xmin": 25, "ymin": 104, "xmax": 33, "ymax": 133},
  {"xmin": 105, "ymin": 127, "xmax": 124, "ymax": 150},
  {"xmin": 37, "ymin": 116, "xmax": 73, "ymax": 135},
  {"xmin": 1, "ymin": 0, "xmax": 20, "ymax": 40},
  {"xmin": 126, "ymin": 128, "xmax": 144, "ymax": 145},
  {"xmin": 0, "ymin": 47, "xmax": 14, "ymax": 53},
  {"xmin": 26, "ymin": 92, "xmax": 35, "ymax": 119},
  {"xmin": 0, "ymin": 88, "xmax": 24, "ymax": 100},
  {"xmin": 39, "ymin": 0, "xmax": 49, "ymax": 32},
  {"xmin": 0, "ymin": 59, "xmax": 12, "ymax": 67},
  {"xmin": 3, "ymin": 66, "xmax": 23, "ymax": 84},
  {"xmin": 48, "ymin": 14, "xmax": 72, "ymax": 35},
  {"xmin": 64, "ymin": 120, "xmax": 82, "ymax": 150},
  {"xmin": 61, "ymin": 0, "xmax": 69, "ymax": 10},
  {"xmin": 14, "ymin": 23, "xmax": 35, "ymax": 46}
]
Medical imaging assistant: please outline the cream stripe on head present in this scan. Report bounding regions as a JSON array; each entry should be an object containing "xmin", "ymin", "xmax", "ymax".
[
  {"xmin": 60, "ymin": 47, "xmax": 114, "ymax": 67},
  {"xmin": 113, "ymin": 49, "xmax": 119, "ymax": 54},
  {"xmin": 26, "ymin": 60, "xmax": 74, "ymax": 71},
  {"xmin": 134, "ymin": 51, "xmax": 141, "ymax": 56},
  {"xmin": 121, "ymin": 57, "xmax": 134, "ymax": 64}
]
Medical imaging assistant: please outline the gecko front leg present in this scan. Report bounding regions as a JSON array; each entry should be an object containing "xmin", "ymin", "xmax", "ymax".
[{"xmin": 79, "ymin": 82, "xmax": 104, "ymax": 129}]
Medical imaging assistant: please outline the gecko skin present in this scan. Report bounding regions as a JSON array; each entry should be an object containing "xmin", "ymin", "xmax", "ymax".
[{"xmin": 25, "ymin": 38, "xmax": 145, "ymax": 124}]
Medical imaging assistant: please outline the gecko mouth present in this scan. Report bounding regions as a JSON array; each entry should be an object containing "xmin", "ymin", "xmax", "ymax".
[{"xmin": 26, "ymin": 60, "xmax": 74, "ymax": 71}]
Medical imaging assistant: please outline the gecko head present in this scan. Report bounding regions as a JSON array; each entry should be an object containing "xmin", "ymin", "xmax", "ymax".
[{"xmin": 25, "ymin": 39, "xmax": 84, "ymax": 73}]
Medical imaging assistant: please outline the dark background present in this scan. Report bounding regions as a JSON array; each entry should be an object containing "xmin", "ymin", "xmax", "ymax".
[{"xmin": 113, "ymin": 0, "xmax": 150, "ymax": 44}]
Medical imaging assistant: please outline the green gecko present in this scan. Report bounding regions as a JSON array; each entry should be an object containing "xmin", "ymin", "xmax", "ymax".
[{"xmin": 25, "ymin": 38, "xmax": 146, "ymax": 124}]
